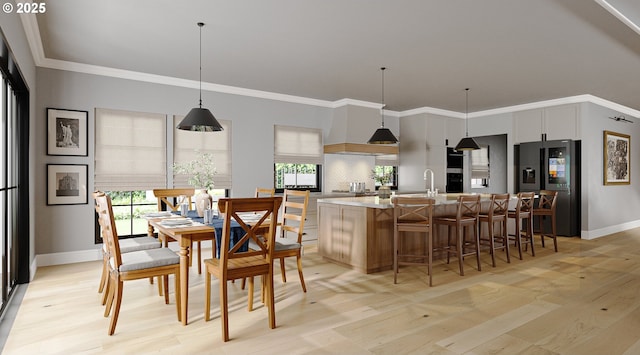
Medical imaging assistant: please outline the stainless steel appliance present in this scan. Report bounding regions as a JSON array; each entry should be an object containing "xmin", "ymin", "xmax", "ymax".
[
  {"xmin": 446, "ymin": 147, "xmax": 464, "ymax": 193},
  {"xmin": 516, "ymin": 139, "xmax": 581, "ymax": 236}
]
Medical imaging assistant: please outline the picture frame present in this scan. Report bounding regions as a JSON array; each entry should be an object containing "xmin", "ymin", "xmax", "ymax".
[
  {"xmin": 47, "ymin": 164, "xmax": 88, "ymax": 205},
  {"xmin": 603, "ymin": 130, "xmax": 630, "ymax": 185},
  {"xmin": 47, "ymin": 108, "xmax": 88, "ymax": 156}
]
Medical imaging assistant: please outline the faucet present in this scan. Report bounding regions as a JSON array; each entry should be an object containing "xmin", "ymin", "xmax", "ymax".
[{"xmin": 423, "ymin": 168, "xmax": 434, "ymax": 193}]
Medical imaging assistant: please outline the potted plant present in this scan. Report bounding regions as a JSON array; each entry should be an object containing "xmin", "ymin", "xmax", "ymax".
[
  {"xmin": 370, "ymin": 169, "xmax": 392, "ymax": 198},
  {"xmin": 173, "ymin": 152, "xmax": 217, "ymax": 216}
]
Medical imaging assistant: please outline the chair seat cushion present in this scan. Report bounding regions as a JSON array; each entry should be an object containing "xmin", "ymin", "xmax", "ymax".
[
  {"xmin": 274, "ymin": 238, "xmax": 301, "ymax": 251},
  {"xmin": 115, "ymin": 248, "xmax": 179, "ymax": 272},
  {"xmin": 119, "ymin": 236, "xmax": 161, "ymax": 253}
]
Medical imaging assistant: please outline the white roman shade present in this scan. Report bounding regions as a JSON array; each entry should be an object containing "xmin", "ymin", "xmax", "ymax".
[
  {"xmin": 471, "ymin": 146, "xmax": 490, "ymax": 179},
  {"xmin": 95, "ymin": 108, "xmax": 167, "ymax": 190},
  {"xmin": 375, "ymin": 154, "xmax": 399, "ymax": 166},
  {"xmin": 274, "ymin": 125, "xmax": 323, "ymax": 165},
  {"xmin": 173, "ymin": 116, "xmax": 232, "ymax": 190}
]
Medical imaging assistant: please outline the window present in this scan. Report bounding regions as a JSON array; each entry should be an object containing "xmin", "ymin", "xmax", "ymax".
[
  {"xmin": 471, "ymin": 145, "xmax": 490, "ymax": 188},
  {"xmin": 274, "ymin": 125, "xmax": 323, "ymax": 192},
  {"xmin": 374, "ymin": 154, "xmax": 398, "ymax": 189},
  {"xmin": 275, "ymin": 163, "xmax": 321, "ymax": 191},
  {"xmin": 173, "ymin": 116, "xmax": 232, "ymax": 190}
]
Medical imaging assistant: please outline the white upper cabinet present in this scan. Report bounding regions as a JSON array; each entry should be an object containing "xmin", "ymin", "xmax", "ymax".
[{"xmin": 513, "ymin": 104, "xmax": 580, "ymax": 143}]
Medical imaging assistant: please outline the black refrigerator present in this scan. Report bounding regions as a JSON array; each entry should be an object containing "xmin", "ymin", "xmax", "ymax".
[{"xmin": 515, "ymin": 139, "xmax": 581, "ymax": 237}]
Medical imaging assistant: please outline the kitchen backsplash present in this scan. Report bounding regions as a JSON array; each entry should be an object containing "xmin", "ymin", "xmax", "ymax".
[{"xmin": 324, "ymin": 154, "xmax": 376, "ymax": 192}]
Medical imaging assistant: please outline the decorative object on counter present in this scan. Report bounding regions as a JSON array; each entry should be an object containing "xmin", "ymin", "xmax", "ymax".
[
  {"xmin": 177, "ymin": 22, "xmax": 224, "ymax": 132},
  {"xmin": 173, "ymin": 151, "xmax": 217, "ymax": 216},
  {"xmin": 371, "ymin": 169, "xmax": 392, "ymax": 198},
  {"xmin": 454, "ymin": 88, "xmax": 480, "ymax": 151},
  {"xmin": 603, "ymin": 130, "xmax": 630, "ymax": 185},
  {"xmin": 368, "ymin": 67, "xmax": 398, "ymax": 144}
]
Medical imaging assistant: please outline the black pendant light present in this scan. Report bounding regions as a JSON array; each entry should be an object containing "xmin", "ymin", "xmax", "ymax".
[
  {"xmin": 368, "ymin": 67, "xmax": 398, "ymax": 144},
  {"xmin": 177, "ymin": 22, "xmax": 224, "ymax": 132},
  {"xmin": 454, "ymin": 88, "xmax": 480, "ymax": 151}
]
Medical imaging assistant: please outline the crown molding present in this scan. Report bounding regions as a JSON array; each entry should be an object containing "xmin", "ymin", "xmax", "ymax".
[{"xmin": 594, "ymin": 0, "xmax": 640, "ymax": 37}]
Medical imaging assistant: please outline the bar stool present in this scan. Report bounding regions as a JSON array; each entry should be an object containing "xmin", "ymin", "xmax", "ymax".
[
  {"xmin": 507, "ymin": 192, "xmax": 535, "ymax": 259},
  {"xmin": 478, "ymin": 193, "xmax": 510, "ymax": 267},
  {"xmin": 434, "ymin": 194, "xmax": 481, "ymax": 276},
  {"xmin": 392, "ymin": 197, "xmax": 435, "ymax": 286},
  {"xmin": 533, "ymin": 190, "xmax": 558, "ymax": 252}
]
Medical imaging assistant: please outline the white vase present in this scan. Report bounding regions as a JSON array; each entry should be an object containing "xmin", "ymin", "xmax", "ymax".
[
  {"xmin": 195, "ymin": 190, "xmax": 212, "ymax": 217},
  {"xmin": 378, "ymin": 186, "xmax": 391, "ymax": 199}
]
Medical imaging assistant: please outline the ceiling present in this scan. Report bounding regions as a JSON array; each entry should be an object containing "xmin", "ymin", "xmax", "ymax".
[{"xmin": 25, "ymin": 0, "xmax": 640, "ymax": 115}]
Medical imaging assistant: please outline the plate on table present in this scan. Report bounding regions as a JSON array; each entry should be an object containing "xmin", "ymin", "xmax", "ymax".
[
  {"xmin": 144, "ymin": 211, "xmax": 173, "ymax": 218},
  {"xmin": 160, "ymin": 218, "xmax": 192, "ymax": 226}
]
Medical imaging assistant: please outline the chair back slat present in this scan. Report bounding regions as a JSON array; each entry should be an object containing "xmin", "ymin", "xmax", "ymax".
[
  {"xmin": 217, "ymin": 197, "xmax": 283, "ymax": 265},
  {"xmin": 488, "ymin": 193, "xmax": 510, "ymax": 217},
  {"xmin": 255, "ymin": 187, "xmax": 275, "ymax": 198},
  {"xmin": 153, "ymin": 188, "xmax": 195, "ymax": 211},
  {"xmin": 457, "ymin": 194, "xmax": 481, "ymax": 219},
  {"xmin": 515, "ymin": 192, "xmax": 535, "ymax": 213},
  {"xmin": 393, "ymin": 197, "xmax": 435, "ymax": 225},
  {"xmin": 538, "ymin": 190, "xmax": 558, "ymax": 211},
  {"xmin": 281, "ymin": 190, "xmax": 310, "ymax": 243},
  {"xmin": 95, "ymin": 193, "xmax": 123, "ymax": 269}
]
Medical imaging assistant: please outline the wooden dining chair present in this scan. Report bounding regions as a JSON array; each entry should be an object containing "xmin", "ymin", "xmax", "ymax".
[
  {"xmin": 152, "ymin": 188, "xmax": 203, "ymax": 274},
  {"xmin": 533, "ymin": 190, "xmax": 558, "ymax": 252},
  {"xmin": 478, "ymin": 193, "xmax": 511, "ymax": 267},
  {"xmin": 93, "ymin": 191, "xmax": 161, "ymax": 304},
  {"xmin": 203, "ymin": 196, "xmax": 282, "ymax": 342},
  {"xmin": 507, "ymin": 192, "xmax": 535, "ymax": 259},
  {"xmin": 392, "ymin": 196, "xmax": 435, "ymax": 286},
  {"xmin": 434, "ymin": 194, "xmax": 482, "ymax": 276},
  {"xmin": 95, "ymin": 193, "xmax": 181, "ymax": 336},
  {"xmin": 255, "ymin": 187, "xmax": 275, "ymax": 198},
  {"xmin": 273, "ymin": 189, "xmax": 309, "ymax": 292}
]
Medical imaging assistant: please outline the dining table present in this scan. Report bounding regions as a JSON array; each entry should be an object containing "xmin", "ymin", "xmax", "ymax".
[{"xmin": 146, "ymin": 210, "xmax": 251, "ymax": 325}]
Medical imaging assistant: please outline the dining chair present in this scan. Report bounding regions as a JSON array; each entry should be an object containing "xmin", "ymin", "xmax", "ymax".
[
  {"xmin": 273, "ymin": 189, "xmax": 309, "ymax": 291},
  {"xmin": 392, "ymin": 196, "xmax": 435, "ymax": 286},
  {"xmin": 93, "ymin": 191, "xmax": 161, "ymax": 304},
  {"xmin": 255, "ymin": 187, "xmax": 275, "ymax": 198},
  {"xmin": 95, "ymin": 193, "xmax": 181, "ymax": 336},
  {"xmin": 533, "ymin": 190, "xmax": 558, "ymax": 252},
  {"xmin": 478, "ymin": 193, "xmax": 511, "ymax": 267},
  {"xmin": 152, "ymin": 188, "xmax": 203, "ymax": 274},
  {"xmin": 434, "ymin": 194, "xmax": 481, "ymax": 276},
  {"xmin": 203, "ymin": 196, "xmax": 282, "ymax": 342},
  {"xmin": 507, "ymin": 192, "xmax": 535, "ymax": 259}
]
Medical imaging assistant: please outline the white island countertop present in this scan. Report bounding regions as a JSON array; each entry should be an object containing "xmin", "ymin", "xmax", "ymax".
[{"xmin": 317, "ymin": 193, "xmax": 493, "ymax": 209}]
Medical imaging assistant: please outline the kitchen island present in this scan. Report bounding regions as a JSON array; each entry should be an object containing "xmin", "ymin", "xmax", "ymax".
[{"xmin": 317, "ymin": 194, "xmax": 492, "ymax": 274}]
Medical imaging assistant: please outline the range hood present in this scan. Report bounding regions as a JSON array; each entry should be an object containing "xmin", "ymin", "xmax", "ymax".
[
  {"xmin": 324, "ymin": 143, "xmax": 398, "ymax": 155},
  {"xmin": 324, "ymin": 104, "xmax": 399, "ymax": 155}
]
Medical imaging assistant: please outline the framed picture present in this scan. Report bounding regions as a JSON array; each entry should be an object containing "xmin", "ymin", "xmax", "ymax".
[
  {"xmin": 47, "ymin": 164, "xmax": 88, "ymax": 205},
  {"xmin": 47, "ymin": 108, "xmax": 88, "ymax": 156},
  {"xmin": 604, "ymin": 130, "xmax": 630, "ymax": 185}
]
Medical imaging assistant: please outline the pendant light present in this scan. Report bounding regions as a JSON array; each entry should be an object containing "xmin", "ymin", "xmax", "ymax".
[
  {"xmin": 454, "ymin": 88, "xmax": 480, "ymax": 151},
  {"xmin": 177, "ymin": 22, "xmax": 224, "ymax": 132},
  {"xmin": 367, "ymin": 67, "xmax": 398, "ymax": 144}
]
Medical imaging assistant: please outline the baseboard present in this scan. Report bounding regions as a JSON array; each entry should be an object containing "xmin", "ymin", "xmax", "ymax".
[
  {"xmin": 35, "ymin": 248, "xmax": 102, "ymax": 268},
  {"xmin": 581, "ymin": 220, "xmax": 640, "ymax": 240}
]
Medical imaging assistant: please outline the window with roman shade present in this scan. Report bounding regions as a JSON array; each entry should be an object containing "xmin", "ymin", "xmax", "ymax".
[
  {"xmin": 173, "ymin": 116, "xmax": 232, "ymax": 190},
  {"xmin": 274, "ymin": 125, "xmax": 323, "ymax": 165},
  {"xmin": 95, "ymin": 108, "xmax": 166, "ymax": 190}
]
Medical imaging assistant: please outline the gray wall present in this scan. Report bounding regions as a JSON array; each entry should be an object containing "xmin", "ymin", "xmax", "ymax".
[
  {"xmin": 464, "ymin": 134, "xmax": 508, "ymax": 194},
  {"xmin": 35, "ymin": 68, "xmax": 334, "ymax": 256}
]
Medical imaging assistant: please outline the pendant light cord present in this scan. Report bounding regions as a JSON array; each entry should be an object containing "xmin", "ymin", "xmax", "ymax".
[
  {"xmin": 198, "ymin": 22, "xmax": 204, "ymax": 108},
  {"xmin": 465, "ymin": 88, "xmax": 470, "ymax": 137},
  {"xmin": 381, "ymin": 67, "xmax": 386, "ymax": 128}
]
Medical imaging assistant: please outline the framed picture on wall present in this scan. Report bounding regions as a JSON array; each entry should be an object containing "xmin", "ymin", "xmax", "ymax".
[
  {"xmin": 47, "ymin": 164, "xmax": 88, "ymax": 205},
  {"xmin": 47, "ymin": 108, "xmax": 88, "ymax": 156},
  {"xmin": 603, "ymin": 130, "xmax": 630, "ymax": 185}
]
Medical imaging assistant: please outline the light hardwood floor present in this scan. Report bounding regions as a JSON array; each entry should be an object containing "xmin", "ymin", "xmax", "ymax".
[{"xmin": 4, "ymin": 230, "xmax": 640, "ymax": 354}]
